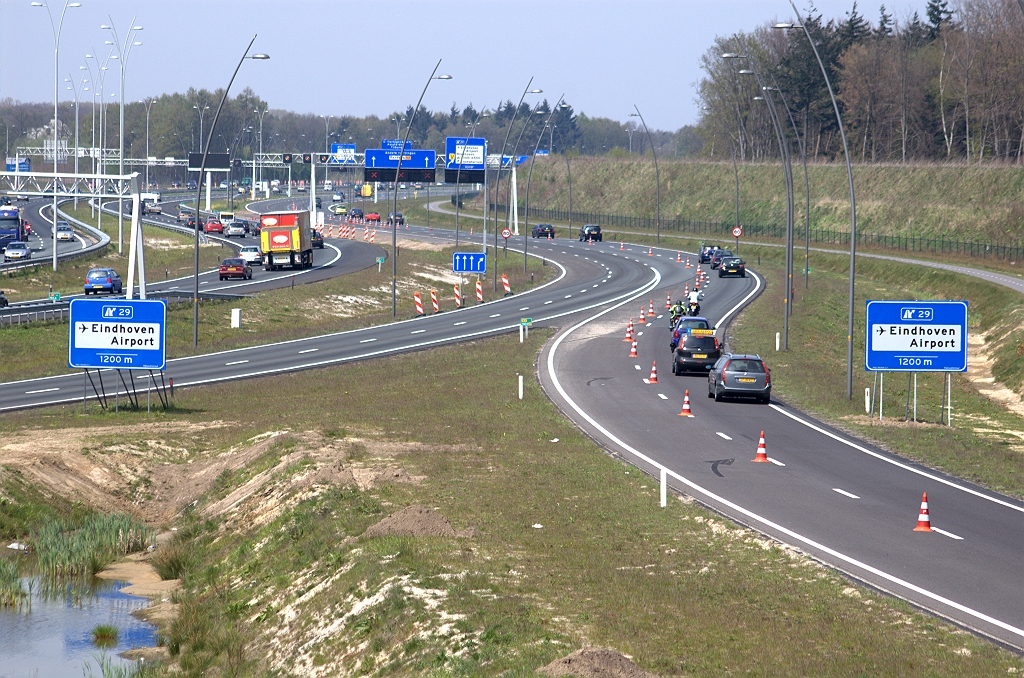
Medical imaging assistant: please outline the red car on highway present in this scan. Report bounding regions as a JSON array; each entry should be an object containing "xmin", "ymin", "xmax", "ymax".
[
  {"xmin": 204, "ymin": 219, "xmax": 223, "ymax": 233},
  {"xmin": 365, "ymin": 212, "xmax": 381, "ymax": 223},
  {"xmin": 219, "ymin": 257, "xmax": 252, "ymax": 280}
]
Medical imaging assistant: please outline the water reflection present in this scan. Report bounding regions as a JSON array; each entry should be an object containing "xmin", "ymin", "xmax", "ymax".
[{"xmin": 0, "ymin": 576, "xmax": 157, "ymax": 677}]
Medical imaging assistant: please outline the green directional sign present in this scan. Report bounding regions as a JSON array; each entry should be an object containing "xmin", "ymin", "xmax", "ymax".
[
  {"xmin": 376, "ymin": 257, "xmax": 386, "ymax": 264},
  {"xmin": 49, "ymin": 292, "xmax": 61, "ymax": 301}
]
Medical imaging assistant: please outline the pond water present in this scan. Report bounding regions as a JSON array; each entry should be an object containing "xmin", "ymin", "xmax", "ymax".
[{"xmin": 0, "ymin": 576, "xmax": 157, "ymax": 677}]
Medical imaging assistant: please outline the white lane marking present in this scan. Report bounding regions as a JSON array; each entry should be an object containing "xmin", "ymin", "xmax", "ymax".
[
  {"xmin": 833, "ymin": 488, "xmax": 860, "ymax": 499},
  {"xmin": 26, "ymin": 387, "xmax": 59, "ymax": 394},
  {"xmin": 768, "ymin": 404, "xmax": 1024, "ymax": 513},
  {"xmin": 489, "ymin": 313, "xmax": 501, "ymax": 317},
  {"xmin": 716, "ymin": 432, "xmax": 732, "ymax": 441},
  {"xmin": 298, "ymin": 348, "xmax": 319, "ymax": 354},
  {"xmin": 637, "ymin": 331, "xmax": 643, "ymax": 336},
  {"xmin": 580, "ymin": 289, "xmax": 587, "ymax": 293},
  {"xmin": 933, "ymin": 527, "xmax": 964, "ymax": 540},
  {"xmin": 658, "ymin": 394, "xmax": 668, "ymax": 400},
  {"xmin": 168, "ymin": 286, "xmax": 179, "ymax": 289},
  {"xmin": 565, "ymin": 295, "xmax": 572, "ymax": 298},
  {"xmin": 593, "ymin": 284, "xmax": 599, "ymax": 288},
  {"xmin": 225, "ymin": 360, "xmax": 249, "ymax": 366},
  {"xmin": 520, "ymin": 307, "xmax": 529, "ymax": 311},
  {"xmin": 634, "ymin": 365, "xmax": 641, "ymax": 370},
  {"xmin": 768, "ymin": 458, "xmax": 786, "ymax": 466},
  {"xmin": 643, "ymin": 378, "xmax": 650, "ymax": 384},
  {"xmin": 411, "ymin": 329, "xmax": 426, "ymax": 334},
  {"xmin": 657, "ymin": 314, "xmax": 664, "ymax": 318},
  {"xmin": 453, "ymin": 321, "xmax": 466, "ymax": 326},
  {"xmin": 542, "ymin": 268, "xmax": 1024, "ymax": 642},
  {"xmin": 359, "ymin": 338, "xmax": 377, "ymax": 343},
  {"xmin": 544, "ymin": 300, "xmax": 553, "ymax": 304}
]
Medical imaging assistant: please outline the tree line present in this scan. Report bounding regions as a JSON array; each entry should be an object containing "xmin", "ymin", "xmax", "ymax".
[{"xmin": 697, "ymin": 0, "xmax": 1023, "ymax": 164}]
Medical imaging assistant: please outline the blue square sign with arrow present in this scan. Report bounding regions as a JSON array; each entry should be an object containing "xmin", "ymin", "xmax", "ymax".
[{"xmin": 452, "ymin": 252, "xmax": 486, "ymax": 274}]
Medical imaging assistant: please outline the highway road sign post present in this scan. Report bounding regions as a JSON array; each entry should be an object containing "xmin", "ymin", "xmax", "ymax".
[
  {"xmin": 445, "ymin": 137, "xmax": 487, "ymax": 184},
  {"xmin": 329, "ymin": 143, "xmax": 357, "ymax": 165},
  {"xmin": 732, "ymin": 225, "xmax": 742, "ymax": 253},
  {"xmin": 865, "ymin": 300, "xmax": 967, "ymax": 427},
  {"xmin": 69, "ymin": 298, "xmax": 167, "ymax": 370}
]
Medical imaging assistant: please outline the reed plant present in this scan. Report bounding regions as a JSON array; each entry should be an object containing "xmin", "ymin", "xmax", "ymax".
[
  {"xmin": 0, "ymin": 558, "xmax": 24, "ymax": 608},
  {"xmin": 34, "ymin": 513, "xmax": 152, "ymax": 581}
]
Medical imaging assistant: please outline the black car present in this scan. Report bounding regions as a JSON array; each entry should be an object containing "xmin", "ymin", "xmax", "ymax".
[
  {"xmin": 710, "ymin": 249, "xmax": 733, "ymax": 269},
  {"xmin": 315, "ymin": 196, "xmax": 322, "ymax": 208},
  {"xmin": 578, "ymin": 223, "xmax": 602, "ymax": 242},
  {"xmin": 532, "ymin": 223, "xmax": 555, "ymax": 239},
  {"xmin": 0, "ymin": 196, "xmax": 11, "ymax": 206},
  {"xmin": 349, "ymin": 207, "xmax": 364, "ymax": 220},
  {"xmin": 387, "ymin": 212, "xmax": 404, "ymax": 226},
  {"xmin": 718, "ymin": 257, "xmax": 746, "ymax": 277},
  {"xmin": 0, "ymin": 290, "xmax": 7, "ymax": 308},
  {"xmin": 698, "ymin": 245, "xmax": 721, "ymax": 264},
  {"xmin": 311, "ymin": 229, "xmax": 324, "ymax": 248},
  {"xmin": 708, "ymin": 353, "xmax": 771, "ymax": 403},
  {"xmin": 673, "ymin": 331, "xmax": 721, "ymax": 375}
]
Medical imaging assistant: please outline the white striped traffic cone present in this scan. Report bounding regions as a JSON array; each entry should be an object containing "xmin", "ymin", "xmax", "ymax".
[
  {"xmin": 620, "ymin": 241, "xmax": 624, "ymax": 250},
  {"xmin": 629, "ymin": 339, "xmax": 638, "ymax": 358},
  {"xmin": 686, "ymin": 257, "xmax": 692, "ymax": 268},
  {"xmin": 678, "ymin": 390, "xmax": 694, "ymax": 417},
  {"xmin": 647, "ymin": 300, "xmax": 655, "ymax": 317},
  {"xmin": 648, "ymin": 246, "xmax": 653, "ymax": 256},
  {"xmin": 454, "ymin": 284, "xmax": 462, "ymax": 307},
  {"xmin": 501, "ymin": 274, "xmax": 511, "ymax": 294},
  {"xmin": 431, "ymin": 288, "xmax": 439, "ymax": 313},
  {"xmin": 637, "ymin": 306, "xmax": 647, "ymax": 324},
  {"xmin": 623, "ymin": 318, "xmax": 634, "ymax": 342},
  {"xmin": 665, "ymin": 292, "xmax": 672, "ymax": 309},
  {"xmin": 676, "ymin": 251, "xmax": 682, "ymax": 263},
  {"xmin": 752, "ymin": 431, "xmax": 769, "ymax": 462},
  {"xmin": 476, "ymin": 279, "xmax": 483, "ymax": 302},
  {"xmin": 414, "ymin": 292, "xmax": 424, "ymax": 315},
  {"xmin": 648, "ymin": 360, "xmax": 659, "ymax": 384},
  {"xmin": 913, "ymin": 492, "xmax": 933, "ymax": 532}
]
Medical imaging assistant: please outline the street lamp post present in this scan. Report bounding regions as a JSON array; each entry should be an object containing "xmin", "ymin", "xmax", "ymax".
[
  {"xmin": 254, "ymin": 105, "xmax": 269, "ymax": 198},
  {"xmin": 767, "ymin": 75, "xmax": 810, "ymax": 292},
  {"xmin": 192, "ymin": 37, "xmax": 269, "ymax": 346},
  {"xmin": 33, "ymin": 0, "xmax": 81, "ymax": 272},
  {"xmin": 65, "ymin": 72, "xmax": 86, "ymax": 208},
  {"xmin": 630, "ymin": 106, "xmax": 660, "ymax": 244},
  {"xmin": 140, "ymin": 97, "xmax": 154, "ymax": 190},
  {"xmin": 523, "ymin": 95, "xmax": 564, "ymax": 272},
  {"xmin": 193, "ymin": 103, "xmax": 210, "ymax": 152},
  {"xmin": 103, "ymin": 16, "xmax": 143, "ymax": 255},
  {"xmin": 506, "ymin": 104, "xmax": 544, "ymax": 242},
  {"xmin": 390, "ymin": 60, "xmax": 451, "ymax": 317},
  {"xmin": 775, "ymin": 12, "xmax": 857, "ymax": 396}
]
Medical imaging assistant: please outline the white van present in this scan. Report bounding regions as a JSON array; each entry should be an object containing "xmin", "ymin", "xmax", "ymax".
[{"xmin": 323, "ymin": 180, "xmax": 333, "ymax": 191}]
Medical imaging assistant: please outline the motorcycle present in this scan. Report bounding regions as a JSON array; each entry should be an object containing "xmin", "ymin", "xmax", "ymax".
[{"xmin": 686, "ymin": 301, "xmax": 700, "ymax": 317}]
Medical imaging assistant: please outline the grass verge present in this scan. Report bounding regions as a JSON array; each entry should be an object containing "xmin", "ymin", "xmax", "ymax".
[{"xmin": 8, "ymin": 333, "xmax": 1018, "ymax": 675}]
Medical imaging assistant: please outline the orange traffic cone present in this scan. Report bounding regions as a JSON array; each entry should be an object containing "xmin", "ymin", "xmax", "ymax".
[
  {"xmin": 637, "ymin": 307, "xmax": 646, "ymax": 324},
  {"xmin": 684, "ymin": 283, "xmax": 690, "ymax": 296},
  {"xmin": 623, "ymin": 318, "xmax": 634, "ymax": 342},
  {"xmin": 620, "ymin": 241, "xmax": 624, "ymax": 250},
  {"xmin": 752, "ymin": 431, "xmax": 770, "ymax": 462},
  {"xmin": 678, "ymin": 390, "xmax": 694, "ymax": 417},
  {"xmin": 665, "ymin": 292, "xmax": 672, "ymax": 309},
  {"xmin": 647, "ymin": 300, "xmax": 655, "ymax": 317},
  {"xmin": 676, "ymin": 251, "xmax": 682, "ymax": 263},
  {"xmin": 648, "ymin": 246, "xmax": 653, "ymax": 256},
  {"xmin": 628, "ymin": 340, "xmax": 638, "ymax": 358},
  {"xmin": 913, "ymin": 492, "xmax": 933, "ymax": 532},
  {"xmin": 649, "ymin": 360, "xmax": 659, "ymax": 384},
  {"xmin": 685, "ymin": 257, "xmax": 692, "ymax": 268}
]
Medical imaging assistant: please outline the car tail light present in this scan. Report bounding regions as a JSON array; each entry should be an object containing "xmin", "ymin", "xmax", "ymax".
[
  {"xmin": 713, "ymin": 338, "xmax": 720, "ymax": 350},
  {"xmin": 763, "ymin": 363, "xmax": 770, "ymax": 384},
  {"xmin": 106, "ymin": 277, "xmax": 112, "ymax": 284}
]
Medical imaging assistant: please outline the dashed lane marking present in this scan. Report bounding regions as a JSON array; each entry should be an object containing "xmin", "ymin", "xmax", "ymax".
[
  {"xmin": 26, "ymin": 387, "xmax": 59, "ymax": 394},
  {"xmin": 933, "ymin": 527, "xmax": 964, "ymax": 540},
  {"xmin": 411, "ymin": 329, "xmax": 426, "ymax": 334},
  {"xmin": 658, "ymin": 394, "xmax": 668, "ymax": 400},
  {"xmin": 359, "ymin": 338, "xmax": 377, "ymax": 343},
  {"xmin": 768, "ymin": 458, "xmax": 786, "ymax": 467},
  {"xmin": 716, "ymin": 432, "xmax": 732, "ymax": 440},
  {"xmin": 453, "ymin": 321, "xmax": 466, "ymax": 326},
  {"xmin": 225, "ymin": 360, "xmax": 249, "ymax": 366},
  {"xmin": 298, "ymin": 348, "xmax": 318, "ymax": 354},
  {"xmin": 832, "ymin": 488, "xmax": 860, "ymax": 499}
]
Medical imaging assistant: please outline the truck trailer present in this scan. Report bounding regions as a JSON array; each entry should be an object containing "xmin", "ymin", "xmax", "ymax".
[{"xmin": 259, "ymin": 210, "xmax": 313, "ymax": 270}]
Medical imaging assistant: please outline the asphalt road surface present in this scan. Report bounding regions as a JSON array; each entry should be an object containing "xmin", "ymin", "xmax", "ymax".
[{"xmin": 2, "ymin": 210, "xmax": 1022, "ymax": 651}]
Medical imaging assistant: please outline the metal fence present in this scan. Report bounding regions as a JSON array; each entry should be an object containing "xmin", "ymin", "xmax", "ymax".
[
  {"xmin": 494, "ymin": 203, "xmax": 1024, "ymax": 261},
  {"xmin": 1, "ymin": 306, "xmax": 68, "ymax": 326}
]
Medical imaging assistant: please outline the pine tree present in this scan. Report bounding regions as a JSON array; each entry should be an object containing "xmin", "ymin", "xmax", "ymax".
[
  {"xmin": 874, "ymin": 4, "xmax": 893, "ymax": 38},
  {"xmin": 926, "ymin": 0, "xmax": 953, "ymax": 40}
]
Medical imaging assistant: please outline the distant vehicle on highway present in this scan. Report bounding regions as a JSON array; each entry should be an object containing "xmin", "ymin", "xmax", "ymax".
[
  {"xmin": 399, "ymin": 183, "xmax": 407, "ymax": 190},
  {"xmin": 186, "ymin": 181, "xmax": 197, "ymax": 191},
  {"xmin": 412, "ymin": 182, "xmax": 423, "ymax": 189},
  {"xmin": 670, "ymin": 317, "xmax": 712, "ymax": 350},
  {"xmin": 532, "ymin": 223, "xmax": 555, "ymax": 239},
  {"xmin": 673, "ymin": 329, "xmax": 720, "ymax": 375},
  {"xmin": 708, "ymin": 353, "xmax": 771, "ymax": 403},
  {"xmin": 349, "ymin": 208, "xmax": 364, "ymax": 220},
  {"xmin": 177, "ymin": 208, "xmax": 191, "ymax": 222},
  {"xmin": 365, "ymin": 212, "xmax": 381, "ymax": 223},
  {"xmin": 699, "ymin": 245, "xmax": 721, "ymax": 264},
  {"xmin": 204, "ymin": 219, "xmax": 224, "ymax": 234},
  {"xmin": 238, "ymin": 245, "xmax": 262, "ymax": 265},
  {"xmin": 332, "ymin": 192, "xmax": 345, "ymax": 202},
  {"xmin": 22, "ymin": 223, "xmax": 32, "ymax": 235},
  {"xmin": 311, "ymin": 229, "xmax": 324, "ymax": 249},
  {"xmin": 710, "ymin": 249, "xmax": 733, "ymax": 269},
  {"xmin": 16, "ymin": 194, "xmax": 29, "ymax": 201},
  {"xmin": 0, "ymin": 290, "xmax": 7, "ymax": 308},
  {"xmin": 718, "ymin": 257, "xmax": 746, "ymax": 277},
  {"xmin": 0, "ymin": 196, "xmax": 10, "ymax": 206},
  {"xmin": 328, "ymin": 203, "xmax": 348, "ymax": 215},
  {"xmin": 55, "ymin": 222, "xmax": 74, "ymax": 241},
  {"xmin": 578, "ymin": 223, "xmax": 602, "ymax": 242},
  {"xmin": 186, "ymin": 216, "xmax": 198, "ymax": 230},
  {"xmin": 386, "ymin": 212, "xmax": 404, "ymax": 226},
  {"xmin": 219, "ymin": 257, "xmax": 252, "ymax": 280},
  {"xmin": 3, "ymin": 241, "xmax": 31, "ymax": 261},
  {"xmin": 224, "ymin": 221, "xmax": 246, "ymax": 237},
  {"xmin": 83, "ymin": 268, "xmax": 123, "ymax": 295},
  {"xmin": 219, "ymin": 180, "xmax": 229, "ymax": 189}
]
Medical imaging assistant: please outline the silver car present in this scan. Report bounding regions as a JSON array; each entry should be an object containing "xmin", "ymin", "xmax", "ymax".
[
  {"xmin": 238, "ymin": 245, "xmax": 262, "ymax": 265},
  {"xmin": 224, "ymin": 221, "xmax": 247, "ymax": 237},
  {"xmin": 3, "ymin": 241, "xmax": 31, "ymax": 261},
  {"xmin": 708, "ymin": 353, "xmax": 771, "ymax": 404},
  {"xmin": 55, "ymin": 222, "xmax": 75, "ymax": 241}
]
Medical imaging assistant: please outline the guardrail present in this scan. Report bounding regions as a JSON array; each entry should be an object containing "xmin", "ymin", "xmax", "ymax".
[{"xmin": 1, "ymin": 303, "xmax": 68, "ymax": 326}]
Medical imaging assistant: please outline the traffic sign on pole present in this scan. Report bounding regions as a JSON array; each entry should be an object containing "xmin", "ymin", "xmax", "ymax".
[
  {"xmin": 732, "ymin": 226, "xmax": 743, "ymax": 238},
  {"xmin": 69, "ymin": 298, "xmax": 167, "ymax": 370},
  {"xmin": 864, "ymin": 300, "xmax": 967, "ymax": 372},
  {"xmin": 329, "ymin": 143, "xmax": 357, "ymax": 165},
  {"xmin": 453, "ymin": 252, "xmax": 487, "ymax": 273},
  {"xmin": 445, "ymin": 137, "xmax": 486, "ymax": 171},
  {"xmin": 501, "ymin": 227, "xmax": 512, "ymax": 240}
]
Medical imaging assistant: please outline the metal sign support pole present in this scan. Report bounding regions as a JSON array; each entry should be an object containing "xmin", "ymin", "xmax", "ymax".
[{"xmin": 879, "ymin": 372, "xmax": 884, "ymax": 420}]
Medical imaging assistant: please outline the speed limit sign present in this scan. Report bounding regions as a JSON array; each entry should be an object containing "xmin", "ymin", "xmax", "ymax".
[
  {"xmin": 732, "ymin": 226, "xmax": 743, "ymax": 238},
  {"xmin": 501, "ymin": 228, "xmax": 512, "ymax": 239}
]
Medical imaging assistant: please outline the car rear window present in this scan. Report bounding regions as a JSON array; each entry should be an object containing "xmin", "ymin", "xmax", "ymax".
[
  {"xmin": 727, "ymin": 359, "xmax": 765, "ymax": 373},
  {"xmin": 676, "ymin": 319, "xmax": 711, "ymax": 331},
  {"xmin": 223, "ymin": 259, "xmax": 244, "ymax": 266},
  {"xmin": 87, "ymin": 270, "xmax": 108, "ymax": 278},
  {"xmin": 683, "ymin": 336, "xmax": 718, "ymax": 351}
]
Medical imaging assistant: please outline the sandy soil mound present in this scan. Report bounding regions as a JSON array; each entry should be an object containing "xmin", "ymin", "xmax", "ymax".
[
  {"xmin": 536, "ymin": 648, "xmax": 659, "ymax": 678},
  {"xmin": 363, "ymin": 505, "xmax": 474, "ymax": 538}
]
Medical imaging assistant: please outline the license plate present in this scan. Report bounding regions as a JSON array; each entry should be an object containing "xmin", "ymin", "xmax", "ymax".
[
  {"xmin": 738, "ymin": 377, "xmax": 756, "ymax": 383},
  {"xmin": 727, "ymin": 268, "xmax": 737, "ymax": 272},
  {"xmin": 693, "ymin": 354, "xmax": 707, "ymax": 359}
]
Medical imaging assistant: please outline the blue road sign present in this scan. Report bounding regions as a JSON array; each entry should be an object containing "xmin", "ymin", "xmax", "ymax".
[
  {"xmin": 865, "ymin": 300, "xmax": 967, "ymax": 372},
  {"xmin": 445, "ymin": 137, "xmax": 486, "ymax": 170},
  {"xmin": 69, "ymin": 298, "xmax": 167, "ymax": 370},
  {"xmin": 452, "ymin": 252, "xmax": 487, "ymax": 274},
  {"xmin": 364, "ymin": 149, "xmax": 436, "ymax": 169},
  {"xmin": 329, "ymin": 143, "xmax": 357, "ymax": 165},
  {"xmin": 534, "ymin": 149, "xmax": 550, "ymax": 156},
  {"xmin": 381, "ymin": 139, "xmax": 412, "ymax": 151},
  {"xmin": 5, "ymin": 157, "xmax": 30, "ymax": 172}
]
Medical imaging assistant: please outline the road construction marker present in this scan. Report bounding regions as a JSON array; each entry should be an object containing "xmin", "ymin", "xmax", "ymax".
[
  {"xmin": 914, "ymin": 492, "xmax": 933, "ymax": 532},
  {"xmin": 752, "ymin": 430, "xmax": 769, "ymax": 462},
  {"xmin": 678, "ymin": 390, "xmax": 694, "ymax": 416}
]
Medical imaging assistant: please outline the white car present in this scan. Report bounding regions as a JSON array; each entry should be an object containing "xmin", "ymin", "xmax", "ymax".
[
  {"xmin": 224, "ymin": 221, "xmax": 246, "ymax": 237},
  {"xmin": 238, "ymin": 245, "xmax": 262, "ymax": 265},
  {"xmin": 55, "ymin": 222, "xmax": 74, "ymax": 241},
  {"xmin": 3, "ymin": 241, "xmax": 31, "ymax": 261}
]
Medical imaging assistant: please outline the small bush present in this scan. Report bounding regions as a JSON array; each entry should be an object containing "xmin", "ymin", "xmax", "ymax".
[
  {"xmin": 91, "ymin": 624, "xmax": 119, "ymax": 648},
  {"xmin": 151, "ymin": 541, "xmax": 196, "ymax": 581}
]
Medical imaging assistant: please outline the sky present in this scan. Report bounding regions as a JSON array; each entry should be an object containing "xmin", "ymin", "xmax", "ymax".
[{"xmin": 1, "ymin": 0, "xmax": 924, "ymax": 132}]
